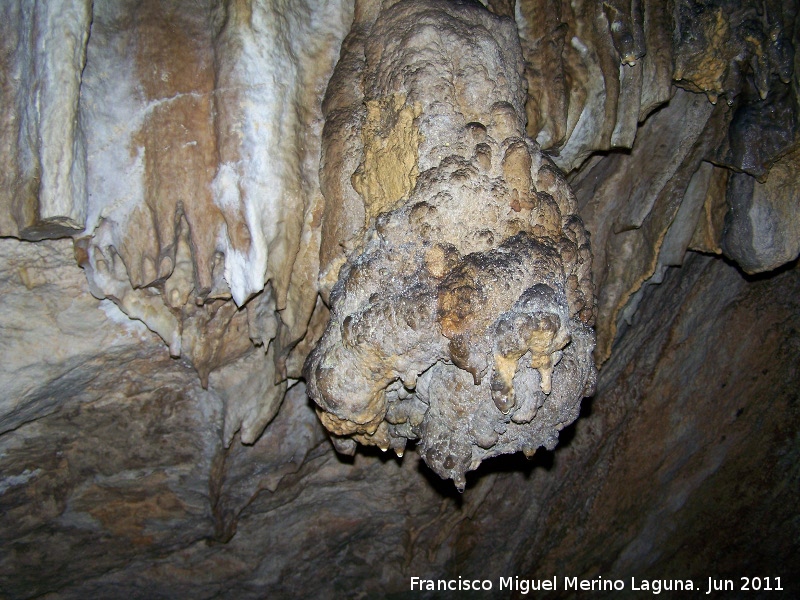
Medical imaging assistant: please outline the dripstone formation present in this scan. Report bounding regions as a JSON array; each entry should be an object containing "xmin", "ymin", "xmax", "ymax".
[
  {"xmin": 305, "ymin": 0, "xmax": 596, "ymax": 489},
  {"xmin": 2, "ymin": 0, "xmax": 800, "ymax": 596}
]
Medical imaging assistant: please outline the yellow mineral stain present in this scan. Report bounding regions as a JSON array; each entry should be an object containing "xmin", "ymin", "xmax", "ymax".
[
  {"xmin": 352, "ymin": 94, "xmax": 423, "ymax": 222},
  {"xmin": 675, "ymin": 10, "xmax": 732, "ymax": 100}
]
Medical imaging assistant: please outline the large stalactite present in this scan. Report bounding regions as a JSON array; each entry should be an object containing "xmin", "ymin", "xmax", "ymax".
[{"xmin": 305, "ymin": 0, "xmax": 596, "ymax": 489}]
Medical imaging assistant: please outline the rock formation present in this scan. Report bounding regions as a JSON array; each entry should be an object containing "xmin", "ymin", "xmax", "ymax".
[
  {"xmin": 1, "ymin": 0, "xmax": 354, "ymax": 446},
  {"xmin": 1, "ymin": 0, "xmax": 799, "ymax": 597},
  {"xmin": 305, "ymin": 0, "xmax": 596, "ymax": 489}
]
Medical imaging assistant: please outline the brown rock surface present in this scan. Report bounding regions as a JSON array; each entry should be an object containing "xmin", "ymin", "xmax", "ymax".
[
  {"xmin": 2, "ymin": 244, "xmax": 796, "ymax": 598},
  {"xmin": 74, "ymin": 0, "xmax": 352, "ymax": 440},
  {"xmin": 514, "ymin": 253, "xmax": 800, "ymax": 591},
  {"xmin": 1, "ymin": 0, "xmax": 799, "ymax": 597},
  {"xmin": 517, "ymin": 0, "xmax": 673, "ymax": 168},
  {"xmin": 0, "ymin": 0, "xmax": 91, "ymax": 239}
]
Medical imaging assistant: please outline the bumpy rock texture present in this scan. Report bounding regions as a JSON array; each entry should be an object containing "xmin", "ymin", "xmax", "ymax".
[
  {"xmin": 1, "ymin": 0, "xmax": 800, "ymax": 597},
  {"xmin": 305, "ymin": 0, "xmax": 596, "ymax": 489}
]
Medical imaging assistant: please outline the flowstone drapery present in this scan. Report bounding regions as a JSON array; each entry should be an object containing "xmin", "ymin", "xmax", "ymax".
[{"xmin": 305, "ymin": 0, "xmax": 596, "ymax": 490}]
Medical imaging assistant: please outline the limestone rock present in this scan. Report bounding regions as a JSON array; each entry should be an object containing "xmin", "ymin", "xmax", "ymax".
[
  {"xmin": 307, "ymin": 0, "xmax": 596, "ymax": 490},
  {"xmin": 516, "ymin": 0, "xmax": 673, "ymax": 169},
  {"xmin": 3, "ymin": 246, "xmax": 797, "ymax": 599},
  {"xmin": 0, "ymin": 0, "xmax": 91, "ymax": 239},
  {"xmin": 517, "ymin": 0, "xmax": 800, "ymax": 177},
  {"xmin": 721, "ymin": 147, "xmax": 800, "ymax": 273},
  {"xmin": 0, "ymin": 238, "xmax": 156, "ymax": 434},
  {"xmin": 515, "ymin": 252, "xmax": 800, "ymax": 592},
  {"xmin": 673, "ymin": 0, "xmax": 796, "ymax": 104},
  {"xmin": 74, "ymin": 0, "xmax": 351, "ymax": 438},
  {"xmin": 688, "ymin": 162, "xmax": 730, "ymax": 254},
  {"xmin": 1, "ymin": 1, "xmax": 799, "ymax": 596},
  {"xmin": 712, "ymin": 78, "xmax": 799, "ymax": 180},
  {"xmin": 561, "ymin": 0, "xmax": 800, "ymax": 359},
  {"xmin": 573, "ymin": 88, "xmax": 729, "ymax": 363},
  {"xmin": 0, "ymin": 237, "xmax": 223, "ymax": 596}
]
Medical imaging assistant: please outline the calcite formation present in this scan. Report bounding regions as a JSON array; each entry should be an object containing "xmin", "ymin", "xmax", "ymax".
[
  {"xmin": 0, "ymin": 0, "xmax": 92, "ymax": 239},
  {"xmin": 65, "ymin": 0, "xmax": 351, "ymax": 443},
  {"xmin": 553, "ymin": 0, "xmax": 800, "ymax": 363},
  {"xmin": 305, "ymin": 0, "xmax": 596, "ymax": 490},
  {"xmin": 673, "ymin": 0, "xmax": 795, "ymax": 105},
  {"xmin": 2, "ymin": 0, "xmax": 800, "ymax": 597},
  {"xmin": 516, "ymin": 0, "xmax": 674, "ymax": 170}
]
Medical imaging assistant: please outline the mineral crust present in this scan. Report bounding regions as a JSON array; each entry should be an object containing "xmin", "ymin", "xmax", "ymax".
[{"xmin": 305, "ymin": 0, "xmax": 597, "ymax": 490}]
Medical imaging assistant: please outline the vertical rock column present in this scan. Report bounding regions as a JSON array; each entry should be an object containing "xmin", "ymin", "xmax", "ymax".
[{"xmin": 0, "ymin": 0, "xmax": 92, "ymax": 239}]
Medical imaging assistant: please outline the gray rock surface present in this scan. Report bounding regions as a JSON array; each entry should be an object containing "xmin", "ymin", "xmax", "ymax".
[
  {"xmin": 722, "ymin": 148, "xmax": 800, "ymax": 273},
  {"xmin": 2, "ymin": 242, "xmax": 796, "ymax": 599}
]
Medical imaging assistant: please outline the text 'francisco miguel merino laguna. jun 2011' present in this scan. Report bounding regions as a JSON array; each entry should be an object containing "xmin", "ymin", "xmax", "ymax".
[{"xmin": 409, "ymin": 575, "xmax": 786, "ymax": 594}]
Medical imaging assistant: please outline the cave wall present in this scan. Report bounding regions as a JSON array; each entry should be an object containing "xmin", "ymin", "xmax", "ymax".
[{"xmin": 1, "ymin": 0, "xmax": 799, "ymax": 597}]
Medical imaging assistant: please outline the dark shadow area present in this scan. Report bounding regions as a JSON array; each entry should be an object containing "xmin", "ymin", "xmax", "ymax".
[
  {"xmin": 417, "ymin": 457, "xmax": 464, "ymax": 506},
  {"xmin": 739, "ymin": 254, "xmax": 799, "ymax": 282},
  {"xmin": 694, "ymin": 249, "xmax": 799, "ymax": 282},
  {"xmin": 322, "ymin": 434, "xmax": 408, "ymax": 467},
  {"xmin": 304, "ymin": 374, "xmax": 597, "ymax": 500},
  {"xmin": 419, "ymin": 393, "xmax": 596, "ymax": 497},
  {"xmin": 355, "ymin": 442, "xmax": 406, "ymax": 464}
]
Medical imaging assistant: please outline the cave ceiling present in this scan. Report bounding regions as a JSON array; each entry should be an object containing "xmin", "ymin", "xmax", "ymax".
[{"xmin": 1, "ymin": 0, "xmax": 798, "ymax": 597}]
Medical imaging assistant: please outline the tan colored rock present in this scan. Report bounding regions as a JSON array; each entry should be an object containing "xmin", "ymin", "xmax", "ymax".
[
  {"xmin": 573, "ymin": 89, "xmax": 729, "ymax": 364},
  {"xmin": 515, "ymin": 0, "xmax": 569, "ymax": 149},
  {"xmin": 0, "ymin": 0, "xmax": 91, "ymax": 239},
  {"xmin": 0, "ymin": 238, "xmax": 157, "ymax": 434},
  {"xmin": 307, "ymin": 0, "xmax": 596, "ymax": 490},
  {"xmin": 689, "ymin": 163, "xmax": 729, "ymax": 254},
  {"xmin": 73, "ymin": 0, "xmax": 351, "ymax": 440},
  {"xmin": 0, "ymin": 0, "xmax": 799, "ymax": 596},
  {"xmin": 516, "ymin": 0, "xmax": 672, "ymax": 168},
  {"xmin": 352, "ymin": 94, "xmax": 423, "ymax": 221}
]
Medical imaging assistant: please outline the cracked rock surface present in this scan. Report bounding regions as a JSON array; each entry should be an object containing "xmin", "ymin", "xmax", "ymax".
[{"xmin": 306, "ymin": 0, "xmax": 596, "ymax": 489}]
